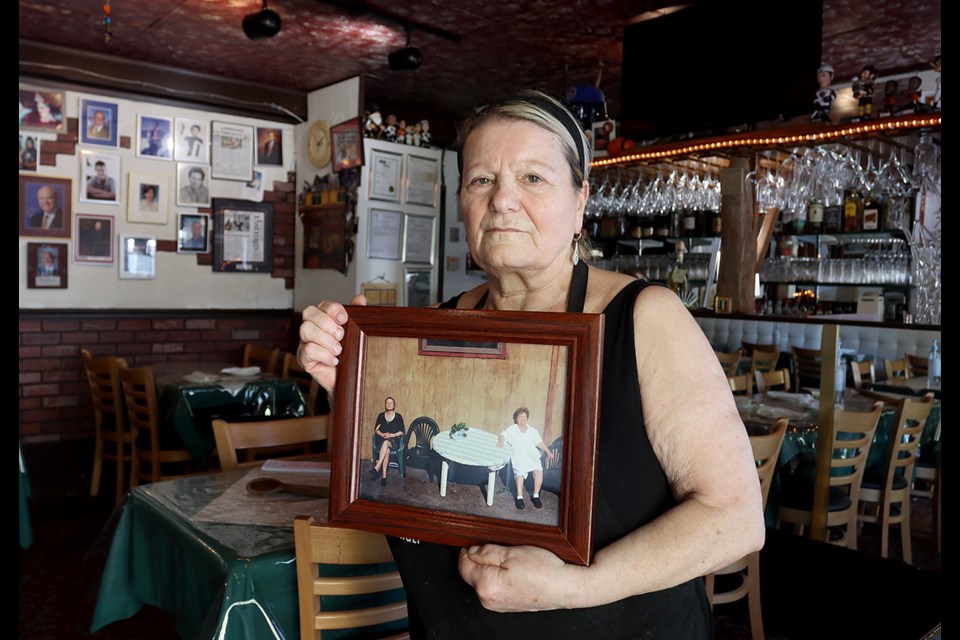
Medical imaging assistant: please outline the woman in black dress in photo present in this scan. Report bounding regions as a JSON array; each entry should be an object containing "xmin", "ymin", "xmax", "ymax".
[{"xmin": 370, "ymin": 396, "xmax": 405, "ymax": 486}]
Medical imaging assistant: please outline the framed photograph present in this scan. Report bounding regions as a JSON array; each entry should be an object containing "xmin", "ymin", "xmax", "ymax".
[
  {"xmin": 331, "ymin": 118, "xmax": 363, "ymax": 172},
  {"xmin": 20, "ymin": 133, "xmax": 40, "ymax": 172},
  {"xmin": 19, "ymin": 175, "xmax": 72, "ymax": 238},
  {"xmin": 136, "ymin": 114, "xmax": 174, "ymax": 159},
  {"xmin": 19, "ymin": 87, "xmax": 64, "ymax": 132},
  {"xmin": 404, "ymin": 154, "xmax": 440, "ymax": 207},
  {"xmin": 590, "ymin": 119, "xmax": 616, "ymax": 157},
  {"xmin": 119, "ymin": 235, "xmax": 157, "ymax": 279},
  {"xmin": 74, "ymin": 214, "xmax": 114, "ymax": 264},
  {"xmin": 79, "ymin": 149, "xmax": 121, "ymax": 205},
  {"xmin": 402, "ymin": 213, "xmax": 436, "ymax": 265},
  {"xmin": 79, "ymin": 99, "xmax": 119, "ymax": 147},
  {"xmin": 328, "ymin": 306, "xmax": 604, "ymax": 565},
  {"xmin": 174, "ymin": 117, "xmax": 208, "ymax": 163},
  {"xmin": 301, "ymin": 205, "xmax": 346, "ymax": 270},
  {"xmin": 361, "ymin": 280, "xmax": 398, "ymax": 306},
  {"xmin": 255, "ymin": 127, "xmax": 283, "ymax": 166},
  {"xmin": 211, "ymin": 198, "xmax": 274, "ymax": 272},
  {"xmin": 127, "ymin": 173, "xmax": 169, "ymax": 224},
  {"xmin": 369, "ymin": 149, "xmax": 402, "ymax": 201},
  {"xmin": 366, "ymin": 208, "xmax": 403, "ymax": 260},
  {"xmin": 176, "ymin": 163, "xmax": 212, "ymax": 208},
  {"xmin": 418, "ymin": 338, "xmax": 506, "ymax": 358},
  {"xmin": 404, "ymin": 266, "xmax": 434, "ymax": 308},
  {"xmin": 27, "ymin": 242, "xmax": 68, "ymax": 289},
  {"xmin": 177, "ymin": 212, "xmax": 211, "ymax": 253},
  {"xmin": 211, "ymin": 121, "xmax": 255, "ymax": 181}
]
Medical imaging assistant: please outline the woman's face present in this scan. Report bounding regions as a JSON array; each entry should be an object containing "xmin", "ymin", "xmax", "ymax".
[
  {"xmin": 517, "ymin": 411, "xmax": 528, "ymax": 427},
  {"xmin": 385, "ymin": 398, "xmax": 395, "ymax": 411},
  {"xmin": 459, "ymin": 119, "xmax": 587, "ymax": 274}
]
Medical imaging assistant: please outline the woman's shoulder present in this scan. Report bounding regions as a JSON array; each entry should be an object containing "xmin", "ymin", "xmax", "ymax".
[{"xmin": 583, "ymin": 266, "xmax": 642, "ymax": 313}]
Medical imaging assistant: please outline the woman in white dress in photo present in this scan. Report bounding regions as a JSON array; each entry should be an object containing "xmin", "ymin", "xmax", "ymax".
[{"xmin": 497, "ymin": 407, "xmax": 553, "ymax": 510}]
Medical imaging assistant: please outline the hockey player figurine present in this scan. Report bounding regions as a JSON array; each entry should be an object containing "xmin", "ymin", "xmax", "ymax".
[
  {"xmin": 852, "ymin": 65, "xmax": 877, "ymax": 121},
  {"xmin": 811, "ymin": 65, "xmax": 836, "ymax": 123}
]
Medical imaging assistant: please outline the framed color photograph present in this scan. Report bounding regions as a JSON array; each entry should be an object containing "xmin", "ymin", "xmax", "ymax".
[
  {"xmin": 211, "ymin": 121, "xmax": 255, "ymax": 181},
  {"xmin": 402, "ymin": 213, "xmax": 436, "ymax": 264},
  {"xmin": 331, "ymin": 118, "xmax": 363, "ymax": 172},
  {"xmin": 19, "ymin": 175, "xmax": 72, "ymax": 238},
  {"xmin": 211, "ymin": 199, "xmax": 274, "ymax": 272},
  {"xmin": 127, "ymin": 173, "xmax": 169, "ymax": 224},
  {"xmin": 74, "ymin": 214, "xmax": 114, "ymax": 264},
  {"xmin": 368, "ymin": 149, "xmax": 402, "ymax": 201},
  {"xmin": 255, "ymin": 127, "xmax": 283, "ymax": 166},
  {"xmin": 174, "ymin": 117, "xmax": 209, "ymax": 163},
  {"xmin": 177, "ymin": 212, "xmax": 210, "ymax": 253},
  {"xmin": 27, "ymin": 242, "xmax": 68, "ymax": 289},
  {"xmin": 79, "ymin": 98, "xmax": 119, "ymax": 147},
  {"xmin": 119, "ymin": 235, "xmax": 157, "ymax": 279},
  {"xmin": 19, "ymin": 87, "xmax": 65, "ymax": 132},
  {"xmin": 136, "ymin": 114, "xmax": 174, "ymax": 159},
  {"xmin": 404, "ymin": 154, "xmax": 440, "ymax": 207},
  {"xmin": 176, "ymin": 163, "xmax": 212, "ymax": 208},
  {"xmin": 79, "ymin": 149, "xmax": 121, "ymax": 205},
  {"xmin": 20, "ymin": 133, "xmax": 40, "ymax": 172},
  {"xmin": 328, "ymin": 305, "xmax": 604, "ymax": 565}
]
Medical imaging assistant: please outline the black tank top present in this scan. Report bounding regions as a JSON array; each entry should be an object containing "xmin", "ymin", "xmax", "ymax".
[{"xmin": 387, "ymin": 267, "xmax": 711, "ymax": 639}]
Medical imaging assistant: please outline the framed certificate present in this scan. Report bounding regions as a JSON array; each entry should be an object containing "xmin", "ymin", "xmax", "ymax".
[
  {"xmin": 368, "ymin": 149, "xmax": 402, "ymax": 202},
  {"xmin": 366, "ymin": 208, "xmax": 403, "ymax": 260},
  {"xmin": 402, "ymin": 213, "xmax": 435, "ymax": 265},
  {"xmin": 404, "ymin": 154, "xmax": 439, "ymax": 207}
]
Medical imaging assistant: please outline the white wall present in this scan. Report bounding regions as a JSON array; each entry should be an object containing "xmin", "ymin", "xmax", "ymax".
[{"xmin": 19, "ymin": 83, "xmax": 295, "ymax": 310}]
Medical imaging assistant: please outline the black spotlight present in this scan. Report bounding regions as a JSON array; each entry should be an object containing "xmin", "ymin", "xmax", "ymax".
[
  {"xmin": 242, "ymin": 2, "xmax": 281, "ymax": 40},
  {"xmin": 388, "ymin": 26, "xmax": 422, "ymax": 71}
]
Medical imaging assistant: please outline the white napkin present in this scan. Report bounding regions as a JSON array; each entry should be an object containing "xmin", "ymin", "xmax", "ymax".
[{"xmin": 220, "ymin": 366, "xmax": 261, "ymax": 377}]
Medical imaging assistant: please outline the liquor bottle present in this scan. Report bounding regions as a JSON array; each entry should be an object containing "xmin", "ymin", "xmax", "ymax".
[
  {"xmin": 824, "ymin": 202, "xmax": 843, "ymax": 234},
  {"xmin": 927, "ymin": 338, "xmax": 941, "ymax": 386},
  {"xmin": 842, "ymin": 187, "xmax": 863, "ymax": 232},
  {"xmin": 709, "ymin": 208, "xmax": 722, "ymax": 237},
  {"xmin": 682, "ymin": 206, "xmax": 697, "ymax": 238},
  {"xmin": 862, "ymin": 193, "xmax": 881, "ymax": 231},
  {"xmin": 793, "ymin": 201, "xmax": 808, "ymax": 235},
  {"xmin": 807, "ymin": 197, "xmax": 824, "ymax": 234},
  {"xmin": 667, "ymin": 240, "xmax": 688, "ymax": 297}
]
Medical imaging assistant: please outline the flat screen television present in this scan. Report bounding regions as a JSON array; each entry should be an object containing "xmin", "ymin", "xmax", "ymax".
[{"xmin": 620, "ymin": 0, "xmax": 823, "ymax": 141}]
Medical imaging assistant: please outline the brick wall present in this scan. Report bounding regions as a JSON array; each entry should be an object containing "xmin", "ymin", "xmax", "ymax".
[{"xmin": 18, "ymin": 309, "xmax": 300, "ymax": 443}]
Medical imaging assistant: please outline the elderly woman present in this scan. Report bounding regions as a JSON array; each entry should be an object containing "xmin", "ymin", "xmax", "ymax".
[
  {"xmin": 297, "ymin": 90, "xmax": 763, "ymax": 638},
  {"xmin": 497, "ymin": 407, "xmax": 553, "ymax": 509}
]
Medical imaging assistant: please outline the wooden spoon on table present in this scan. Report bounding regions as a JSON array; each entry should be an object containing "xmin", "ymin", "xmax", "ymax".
[{"xmin": 246, "ymin": 476, "xmax": 329, "ymax": 498}]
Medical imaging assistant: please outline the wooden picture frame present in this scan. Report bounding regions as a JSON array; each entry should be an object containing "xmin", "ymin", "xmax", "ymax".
[
  {"xmin": 329, "ymin": 306, "xmax": 605, "ymax": 565},
  {"xmin": 74, "ymin": 214, "xmax": 114, "ymax": 264},
  {"xmin": 27, "ymin": 242, "xmax": 68, "ymax": 289},
  {"xmin": 19, "ymin": 175, "xmax": 72, "ymax": 238},
  {"xmin": 79, "ymin": 99, "xmax": 120, "ymax": 147},
  {"xmin": 211, "ymin": 198, "xmax": 274, "ymax": 272},
  {"xmin": 255, "ymin": 127, "xmax": 284, "ymax": 166},
  {"xmin": 331, "ymin": 118, "xmax": 363, "ymax": 172}
]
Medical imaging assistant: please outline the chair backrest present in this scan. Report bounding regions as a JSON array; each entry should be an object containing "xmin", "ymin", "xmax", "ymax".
[
  {"xmin": 849, "ymin": 359, "xmax": 876, "ymax": 389},
  {"xmin": 741, "ymin": 341, "xmax": 778, "ymax": 357},
  {"xmin": 544, "ymin": 435, "xmax": 563, "ymax": 470},
  {"xmin": 905, "ymin": 353, "xmax": 928, "ymax": 378},
  {"xmin": 751, "ymin": 418, "xmax": 788, "ymax": 509},
  {"xmin": 792, "ymin": 345, "xmax": 823, "ymax": 392},
  {"xmin": 828, "ymin": 401, "xmax": 884, "ymax": 496},
  {"xmin": 883, "ymin": 358, "xmax": 911, "ymax": 381},
  {"xmin": 728, "ymin": 373, "xmax": 752, "ymax": 396},
  {"xmin": 748, "ymin": 348, "xmax": 781, "ymax": 376},
  {"xmin": 878, "ymin": 393, "xmax": 936, "ymax": 491},
  {"xmin": 754, "ymin": 368, "xmax": 791, "ymax": 394},
  {"xmin": 213, "ymin": 415, "xmax": 329, "ymax": 471},
  {"xmin": 294, "ymin": 515, "xmax": 407, "ymax": 640},
  {"xmin": 714, "ymin": 349, "xmax": 743, "ymax": 377},
  {"xmin": 81, "ymin": 348, "xmax": 128, "ymax": 428},
  {"xmin": 243, "ymin": 343, "xmax": 280, "ymax": 375},
  {"xmin": 118, "ymin": 364, "xmax": 163, "ymax": 484},
  {"xmin": 282, "ymin": 352, "xmax": 321, "ymax": 416},
  {"xmin": 404, "ymin": 416, "xmax": 439, "ymax": 453}
]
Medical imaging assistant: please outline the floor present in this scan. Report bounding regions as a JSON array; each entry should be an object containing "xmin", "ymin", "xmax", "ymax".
[{"xmin": 19, "ymin": 442, "xmax": 941, "ymax": 639}]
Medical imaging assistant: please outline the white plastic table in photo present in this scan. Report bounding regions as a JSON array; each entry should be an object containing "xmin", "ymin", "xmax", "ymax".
[{"xmin": 432, "ymin": 428, "xmax": 513, "ymax": 507}]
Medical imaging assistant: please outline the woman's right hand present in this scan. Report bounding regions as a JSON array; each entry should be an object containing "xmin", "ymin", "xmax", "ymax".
[{"xmin": 297, "ymin": 295, "xmax": 366, "ymax": 395}]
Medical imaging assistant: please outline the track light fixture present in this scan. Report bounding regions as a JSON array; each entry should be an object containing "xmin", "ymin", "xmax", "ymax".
[
  {"xmin": 388, "ymin": 26, "xmax": 422, "ymax": 71},
  {"xmin": 242, "ymin": 1, "xmax": 281, "ymax": 40}
]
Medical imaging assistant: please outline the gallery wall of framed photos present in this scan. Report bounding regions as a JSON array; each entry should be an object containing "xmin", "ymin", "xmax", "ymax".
[{"xmin": 19, "ymin": 80, "xmax": 299, "ymax": 310}]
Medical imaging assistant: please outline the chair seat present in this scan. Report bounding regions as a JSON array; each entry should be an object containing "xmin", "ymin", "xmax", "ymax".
[
  {"xmin": 861, "ymin": 471, "xmax": 909, "ymax": 492},
  {"xmin": 780, "ymin": 478, "xmax": 852, "ymax": 512}
]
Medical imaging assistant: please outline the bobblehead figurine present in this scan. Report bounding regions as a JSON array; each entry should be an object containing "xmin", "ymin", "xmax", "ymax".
[
  {"xmin": 812, "ymin": 64, "xmax": 836, "ymax": 123},
  {"xmin": 852, "ymin": 65, "xmax": 878, "ymax": 121}
]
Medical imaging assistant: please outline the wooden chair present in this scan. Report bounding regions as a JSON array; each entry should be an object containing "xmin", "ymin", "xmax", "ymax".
[
  {"xmin": 754, "ymin": 368, "xmax": 791, "ymax": 394},
  {"xmin": 905, "ymin": 353, "xmax": 928, "ymax": 379},
  {"xmin": 242, "ymin": 343, "xmax": 280, "ymax": 376},
  {"xmin": 883, "ymin": 358, "xmax": 911, "ymax": 381},
  {"xmin": 778, "ymin": 401, "xmax": 884, "ymax": 549},
  {"xmin": 81, "ymin": 349, "xmax": 133, "ymax": 505},
  {"xmin": 791, "ymin": 345, "xmax": 823, "ymax": 392},
  {"xmin": 705, "ymin": 419, "xmax": 787, "ymax": 640},
  {"xmin": 849, "ymin": 360, "xmax": 876, "ymax": 389},
  {"xmin": 281, "ymin": 352, "xmax": 322, "ymax": 416},
  {"xmin": 857, "ymin": 393, "xmax": 936, "ymax": 564},
  {"xmin": 714, "ymin": 349, "xmax": 743, "ymax": 377},
  {"xmin": 728, "ymin": 373, "xmax": 752, "ymax": 396},
  {"xmin": 294, "ymin": 515, "xmax": 409, "ymax": 640},
  {"xmin": 741, "ymin": 341, "xmax": 778, "ymax": 357},
  {"xmin": 119, "ymin": 364, "xmax": 198, "ymax": 486},
  {"xmin": 213, "ymin": 415, "xmax": 328, "ymax": 471},
  {"xmin": 748, "ymin": 349, "xmax": 781, "ymax": 378}
]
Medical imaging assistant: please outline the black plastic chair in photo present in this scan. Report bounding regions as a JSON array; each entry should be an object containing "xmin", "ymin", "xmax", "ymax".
[
  {"xmin": 403, "ymin": 416, "xmax": 439, "ymax": 475},
  {"xmin": 540, "ymin": 436, "xmax": 564, "ymax": 496}
]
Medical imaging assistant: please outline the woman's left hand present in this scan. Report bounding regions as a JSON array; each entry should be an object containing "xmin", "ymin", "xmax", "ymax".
[{"xmin": 458, "ymin": 544, "xmax": 576, "ymax": 612}]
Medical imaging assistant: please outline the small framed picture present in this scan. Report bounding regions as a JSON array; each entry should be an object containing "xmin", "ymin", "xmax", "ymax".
[
  {"xmin": 255, "ymin": 127, "xmax": 284, "ymax": 166},
  {"xmin": 174, "ymin": 117, "xmax": 209, "ymax": 163},
  {"xmin": 127, "ymin": 173, "xmax": 169, "ymax": 224},
  {"xmin": 402, "ymin": 213, "xmax": 436, "ymax": 265},
  {"xmin": 331, "ymin": 118, "xmax": 363, "ymax": 172},
  {"xmin": 369, "ymin": 149, "xmax": 402, "ymax": 201},
  {"xmin": 211, "ymin": 198, "xmax": 274, "ymax": 272},
  {"xmin": 19, "ymin": 133, "xmax": 40, "ymax": 172},
  {"xmin": 136, "ymin": 114, "xmax": 174, "ymax": 160},
  {"xmin": 176, "ymin": 163, "xmax": 212, "ymax": 208},
  {"xmin": 366, "ymin": 208, "xmax": 403, "ymax": 260},
  {"xmin": 75, "ymin": 214, "xmax": 115, "ymax": 264},
  {"xmin": 19, "ymin": 175, "xmax": 72, "ymax": 238},
  {"xmin": 119, "ymin": 234, "xmax": 157, "ymax": 279},
  {"xmin": 404, "ymin": 154, "xmax": 440, "ymax": 207},
  {"xmin": 79, "ymin": 99, "xmax": 119, "ymax": 147},
  {"xmin": 177, "ymin": 212, "xmax": 210, "ymax": 253},
  {"xmin": 19, "ymin": 87, "xmax": 65, "ymax": 132},
  {"xmin": 79, "ymin": 149, "xmax": 121, "ymax": 205},
  {"xmin": 404, "ymin": 266, "xmax": 434, "ymax": 307},
  {"xmin": 27, "ymin": 242, "xmax": 68, "ymax": 289},
  {"xmin": 591, "ymin": 119, "xmax": 616, "ymax": 157},
  {"xmin": 211, "ymin": 121, "xmax": 255, "ymax": 181}
]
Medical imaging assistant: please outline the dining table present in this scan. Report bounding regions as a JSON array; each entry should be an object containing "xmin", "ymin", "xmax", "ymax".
[
  {"xmin": 866, "ymin": 377, "xmax": 942, "ymax": 400},
  {"xmin": 90, "ymin": 461, "xmax": 405, "ymax": 640},
  {"xmin": 432, "ymin": 428, "xmax": 513, "ymax": 507},
  {"xmin": 153, "ymin": 362, "xmax": 309, "ymax": 463}
]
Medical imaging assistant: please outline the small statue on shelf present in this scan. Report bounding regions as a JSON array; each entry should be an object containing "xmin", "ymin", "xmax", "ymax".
[
  {"xmin": 419, "ymin": 119, "xmax": 431, "ymax": 147},
  {"xmin": 383, "ymin": 114, "xmax": 398, "ymax": 143},
  {"xmin": 397, "ymin": 119, "xmax": 407, "ymax": 142},
  {"xmin": 811, "ymin": 64, "xmax": 836, "ymax": 123},
  {"xmin": 900, "ymin": 76, "xmax": 924, "ymax": 115},
  {"xmin": 363, "ymin": 109, "xmax": 383, "ymax": 139},
  {"xmin": 879, "ymin": 79, "xmax": 899, "ymax": 117},
  {"xmin": 851, "ymin": 65, "xmax": 877, "ymax": 121}
]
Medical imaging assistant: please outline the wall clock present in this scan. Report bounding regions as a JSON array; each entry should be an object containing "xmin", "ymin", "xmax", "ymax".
[{"xmin": 307, "ymin": 119, "xmax": 331, "ymax": 169}]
